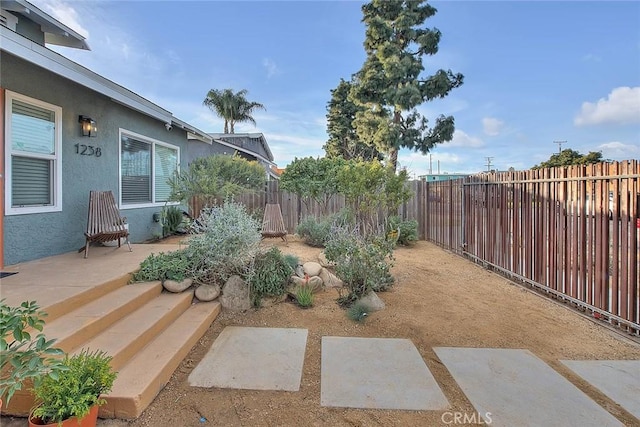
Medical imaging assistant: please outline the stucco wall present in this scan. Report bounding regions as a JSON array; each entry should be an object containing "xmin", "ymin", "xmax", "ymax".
[{"xmin": 2, "ymin": 54, "xmax": 188, "ymax": 265}]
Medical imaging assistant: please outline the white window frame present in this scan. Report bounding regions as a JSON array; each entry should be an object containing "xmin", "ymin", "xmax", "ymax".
[
  {"xmin": 118, "ymin": 128, "xmax": 180, "ymax": 209},
  {"xmin": 4, "ymin": 90, "xmax": 62, "ymax": 215}
]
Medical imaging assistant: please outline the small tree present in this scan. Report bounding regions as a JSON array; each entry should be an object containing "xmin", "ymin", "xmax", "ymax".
[
  {"xmin": 203, "ymin": 88, "xmax": 265, "ymax": 133},
  {"xmin": 168, "ymin": 154, "xmax": 266, "ymax": 208},
  {"xmin": 532, "ymin": 149, "xmax": 603, "ymax": 169},
  {"xmin": 336, "ymin": 160, "xmax": 412, "ymax": 234},
  {"xmin": 279, "ymin": 157, "xmax": 346, "ymax": 215}
]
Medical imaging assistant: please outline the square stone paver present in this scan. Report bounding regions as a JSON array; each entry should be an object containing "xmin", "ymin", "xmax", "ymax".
[
  {"xmin": 188, "ymin": 326, "xmax": 308, "ymax": 391},
  {"xmin": 562, "ymin": 360, "xmax": 640, "ymax": 420},
  {"xmin": 434, "ymin": 347, "xmax": 624, "ymax": 427},
  {"xmin": 321, "ymin": 336, "xmax": 449, "ymax": 410}
]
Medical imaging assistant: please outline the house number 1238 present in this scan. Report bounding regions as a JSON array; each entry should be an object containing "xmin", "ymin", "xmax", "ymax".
[{"xmin": 74, "ymin": 143, "xmax": 101, "ymax": 157}]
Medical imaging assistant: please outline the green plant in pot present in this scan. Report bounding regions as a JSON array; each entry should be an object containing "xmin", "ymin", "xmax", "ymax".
[
  {"xmin": 0, "ymin": 300, "xmax": 66, "ymax": 409},
  {"xmin": 29, "ymin": 349, "xmax": 117, "ymax": 427}
]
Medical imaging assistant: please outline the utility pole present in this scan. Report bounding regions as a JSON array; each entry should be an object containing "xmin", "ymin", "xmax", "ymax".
[
  {"xmin": 553, "ymin": 140, "xmax": 567, "ymax": 154},
  {"xmin": 485, "ymin": 157, "xmax": 494, "ymax": 172}
]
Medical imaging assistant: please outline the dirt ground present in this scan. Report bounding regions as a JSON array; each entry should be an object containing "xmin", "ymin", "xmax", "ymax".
[{"xmin": 4, "ymin": 237, "xmax": 640, "ymax": 426}]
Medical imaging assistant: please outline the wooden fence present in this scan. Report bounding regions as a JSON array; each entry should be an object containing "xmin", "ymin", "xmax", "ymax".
[{"xmin": 189, "ymin": 161, "xmax": 639, "ymax": 334}]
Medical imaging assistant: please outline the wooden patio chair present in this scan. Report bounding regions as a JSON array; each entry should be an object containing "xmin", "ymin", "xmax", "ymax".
[
  {"xmin": 84, "ymin": 190, "xmax": 132, "ymax": 258},
  {"xmin": 261, "ymin": 203, "xmax": 288, "ymax": 243}
]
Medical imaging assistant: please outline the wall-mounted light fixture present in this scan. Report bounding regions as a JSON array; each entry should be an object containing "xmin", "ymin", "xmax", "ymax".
[{"xmin": 79, "ymin": 115, "xmax": 97, "ymax": 137}]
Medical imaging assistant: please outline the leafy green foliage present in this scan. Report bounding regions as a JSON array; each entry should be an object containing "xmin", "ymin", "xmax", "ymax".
[
  {"xmin": 203, "ymin": 88, "xmax": 265, "ymax": 133},
  {"xmin": 280, "ymin": 157, "xmax": 346, "ymax": 214},
  {"xmin": 32, "ymin": 349, "xmax": 117, "ymax": 424},
  {"xmin": 0, "ymin": 300, "xmax": 66, "ymax": 405},
  {"xmin": 350, "ymin": 0, "xmax": 464, "ymax": 171},
  {"xmin": 347, "ymin": 301, "xmax": 371, "ymax": 322},
  {"xmin": 325, "ymin": 227, "xmax": 395, "ymax": 306},
  {"xmin": 132, "ymin": 250, "xmax": 192, "ymax": 283},
  {"xmin": 187, "ymin": 201, "xmax": 262, "ymax": 286},
  {"xmin": 283, "ymin": 254, "xmax": 300, "ymax": 271},
  {"xmin": 336, "ymin": 160, "xmax": 412, "ymax": 234},
  {"xmin": 387, "ymin": 216, "xmax": 418, "ymax": 246},
  {"xmin": 324, "ymin": 78, "xmax": 382, "ymax": 161},
  {"xmin": 247, "ymin": 247, "xmax": 293, "ymax": 307},
  {"xmin": 532, "ymin": 149, "xmax": 603, "ymax": 169},
  {"xmin": 167, "ymin": 154, "xmax": 265, "ymax": 205},
  {"xmin": 161, "ymin": 205, "xmax": 184, "ymax": 237},
  {"xmin": 295, "ymin": 285, "xmax": 314, "ymax": 308},
  {"xmin": 296, "ymin": 216, "xmax": 333, "ymax": 247}
]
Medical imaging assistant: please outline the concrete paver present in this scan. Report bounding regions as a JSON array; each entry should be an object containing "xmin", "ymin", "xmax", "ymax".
[
  {"xmin": 434, "ymin": 347, "xmax": 624, "ymax": 427},
  {"xmin": 188, "ymin": 326, "xmax": 308, "ymax": 391},
  {"xmin": 562, "ymin": 360, "xmax": 640, "ymax": 420},
  {"xmin": 321, "ymin": 336, "xmax": 449, "ymax": 410}
]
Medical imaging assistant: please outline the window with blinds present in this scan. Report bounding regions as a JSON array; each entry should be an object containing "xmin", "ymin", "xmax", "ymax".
[
  {"xmin": 6, "ymin": 92, "xmax": 61, "ymax": 213},
  {"xmin": 120, "ymin": 132, "xmax": 179, "ymax": 206}
]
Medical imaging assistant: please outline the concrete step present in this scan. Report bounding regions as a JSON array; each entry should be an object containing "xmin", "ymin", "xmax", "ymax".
[
  {"xmin": 74, "ymin": 291, "xmax": 194, "ymax": 371},
  {"xmin": 42, "ymin": 282, "xmax": 162, "ymax": 352},
  {"xmin": 100, "ymin": 301, "xmax": 221, "ymax": 419}
]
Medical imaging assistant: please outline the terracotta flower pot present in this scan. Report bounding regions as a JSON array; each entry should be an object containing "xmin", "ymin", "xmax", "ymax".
[{"xmin": 29, "ymin": 404, "xmax": 99, "ymax": 427}]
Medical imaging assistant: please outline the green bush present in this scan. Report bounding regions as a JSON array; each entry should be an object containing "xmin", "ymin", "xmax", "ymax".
[
  {"xmin": 283, "ymin": 254, "xmax": 300, "ymax": 271},
  {"xmin": 347, "ymin": 301, "xmax": 371, "ymax": 322},
  {"xmin": 32, "ymin": 349, "xmax": 117, "ymax": 425},
  {"xmin": 186, "ymin": 201, "xmax": 261, "ymax": 286},
  {"xmin": 247, "ymin": 247, "xmax": 293, "ymax": 306},
  {"xmin": 387, "ymin": 215, "xmax": 418, "ymax": 246},
  {"xmin": 162, "ymin": 206, "xmax": 184, "ymax": 237},
  {"xmin": 325, "ymin": 226, "xmax": 395, "ymax": 306},
  {"xmin": 296, "ymin": 285, "xmax": 314, "ymax": 308},
  {"xmin": 296, "ymin": 216, "xmax": 332, "ymax": 247},
  {"xmin": 132, "ymin": 249, "xmax": 192, "ymax": 283},
  {"xmin": 0, "ymin": 300, "xmax": 66, "ymax": 405}
]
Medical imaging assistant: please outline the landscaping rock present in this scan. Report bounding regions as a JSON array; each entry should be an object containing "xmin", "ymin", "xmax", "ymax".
[
  {"xmin": 319, "ymin": 268, "xmax": 344, "ymax": 288},
  {"xmin": 303, "ymin": 261, "xmax": 322, "ymax": 277},
  {"xmin": 220, "ymin": 275, "xmax": 251, "ymax": 311},
  {"xmin": 357, "ymin": 291, "xmax": 385, "ymax": 311},
  {"xmin": 195, "ymin": 284, "xmax": 220, "ymax": 302},
  {"xmin": 290, "ymin": 276, "xmax": 324, "ymax": 293},
  {"xmin": 163, "ymin": 278, "xmax": 193, "ymax": 293},
  {"xmin": 295, "ymin": 265, "xmax": 305, "ymax": 278}
]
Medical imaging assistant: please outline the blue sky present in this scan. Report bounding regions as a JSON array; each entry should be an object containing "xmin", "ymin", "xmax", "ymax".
[{"xmin": 34, "ymin": 0, "xmax": 640, "ymax": 177}]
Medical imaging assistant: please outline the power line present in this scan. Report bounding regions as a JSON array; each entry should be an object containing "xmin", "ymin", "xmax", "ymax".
[
  {"xmin": 553, "ymin": 140, "xmax": 567, "ymax": 154},
  {"xmin": 485, "ymin": 157, "xmax": 494, "ymax": 172}
]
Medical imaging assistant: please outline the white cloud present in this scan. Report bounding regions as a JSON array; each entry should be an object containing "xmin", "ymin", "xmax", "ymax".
[
  {"xmin": 482, "ymin": 117, "xmax": 504, "ymax": 136},
  {"xmin": 442, "ymin": 129, "xmax": 484, "ymax": 148},
  {"xmin": 597, "ymin": 141, "xmax": 640, "ymax": 159},
  {"xmin": 262, "ymin": 58, "xmax": 279, "ymax": 78},
  {"xmin": 32, "ymin": 0, "xmax": 89, "ymax": 38},
  {"xmin": 574, "ymin": 86, "xmax": 640, "ymax": 126}
]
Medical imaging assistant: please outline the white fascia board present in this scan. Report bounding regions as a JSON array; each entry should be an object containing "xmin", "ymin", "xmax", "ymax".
[
  {"xmin": 1, "ymin": 26, "xmax": 173, "ymax": 124},
  {"xmin": 172, "ymin": 118, "xmax": 212, "ymax": 143},
  {"xmin": 210, "ymin": 137, "xmax": 276, "ymax": 167}
]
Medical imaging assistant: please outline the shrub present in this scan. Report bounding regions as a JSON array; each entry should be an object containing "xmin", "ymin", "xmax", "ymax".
[
  {"xmin": 247, "ymin": 247, "xmax": 293, "ymax": 306},
  {"xmin": 296, "ymin": 216, "xmax": 332, "ymax": 247},
  {"xmin": 283, "ymin": 254, "xmax": 300, "ymax": 271},
  {"xmin": 347, "ymin": 301, "xmax": 370, "ymax": 322},
  {"xmin": 162, "ymin": 205, "xmax": 184, "ymax": 237},
  {"xmin": 295, "ymin": 285, "xmax": 314, "ymax": 308},
  {"xmin": 0, "ymin": 300, "xmax": 66, "ymax": 405},
  {"xmin": 325, "ymin": 226, "xmax": 395, "ymax": 306},
  {"xmin": 387, "ymin": 215, "xmax": 418, "ymax": 246},
  {"xmin": 132, "ymin": 249, "xmax": 192, "ymax": 283},
  {"xmin": 31, "ymin": 349, "xmax": 117, "ymax": 425},
  {"xmin": 186, "ymin": 201, "xmax": 261, "ymax": 286}
]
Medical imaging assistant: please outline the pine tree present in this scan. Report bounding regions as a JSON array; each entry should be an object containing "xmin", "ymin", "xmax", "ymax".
[{"xmin": 351, "ymin": 0, "xmax": 464, "ymax": 171}]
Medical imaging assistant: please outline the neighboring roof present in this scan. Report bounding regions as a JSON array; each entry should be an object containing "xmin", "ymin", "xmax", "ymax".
[
  {"xmin": 207, "ymin": 133, "xmax": 275, "ymax": 163},
  {"xmin": 1, "ymin": 0, "xmax": 89, "ymax": 50},
  {"xmin": 0, "ymin": 16, "xmax": 211, "ymax": 142}
]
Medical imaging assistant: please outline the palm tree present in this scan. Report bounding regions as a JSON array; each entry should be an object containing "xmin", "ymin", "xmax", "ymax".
[{"xmin": 203, "ymin": 88, "xmax": 265, "ymax": 133}]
